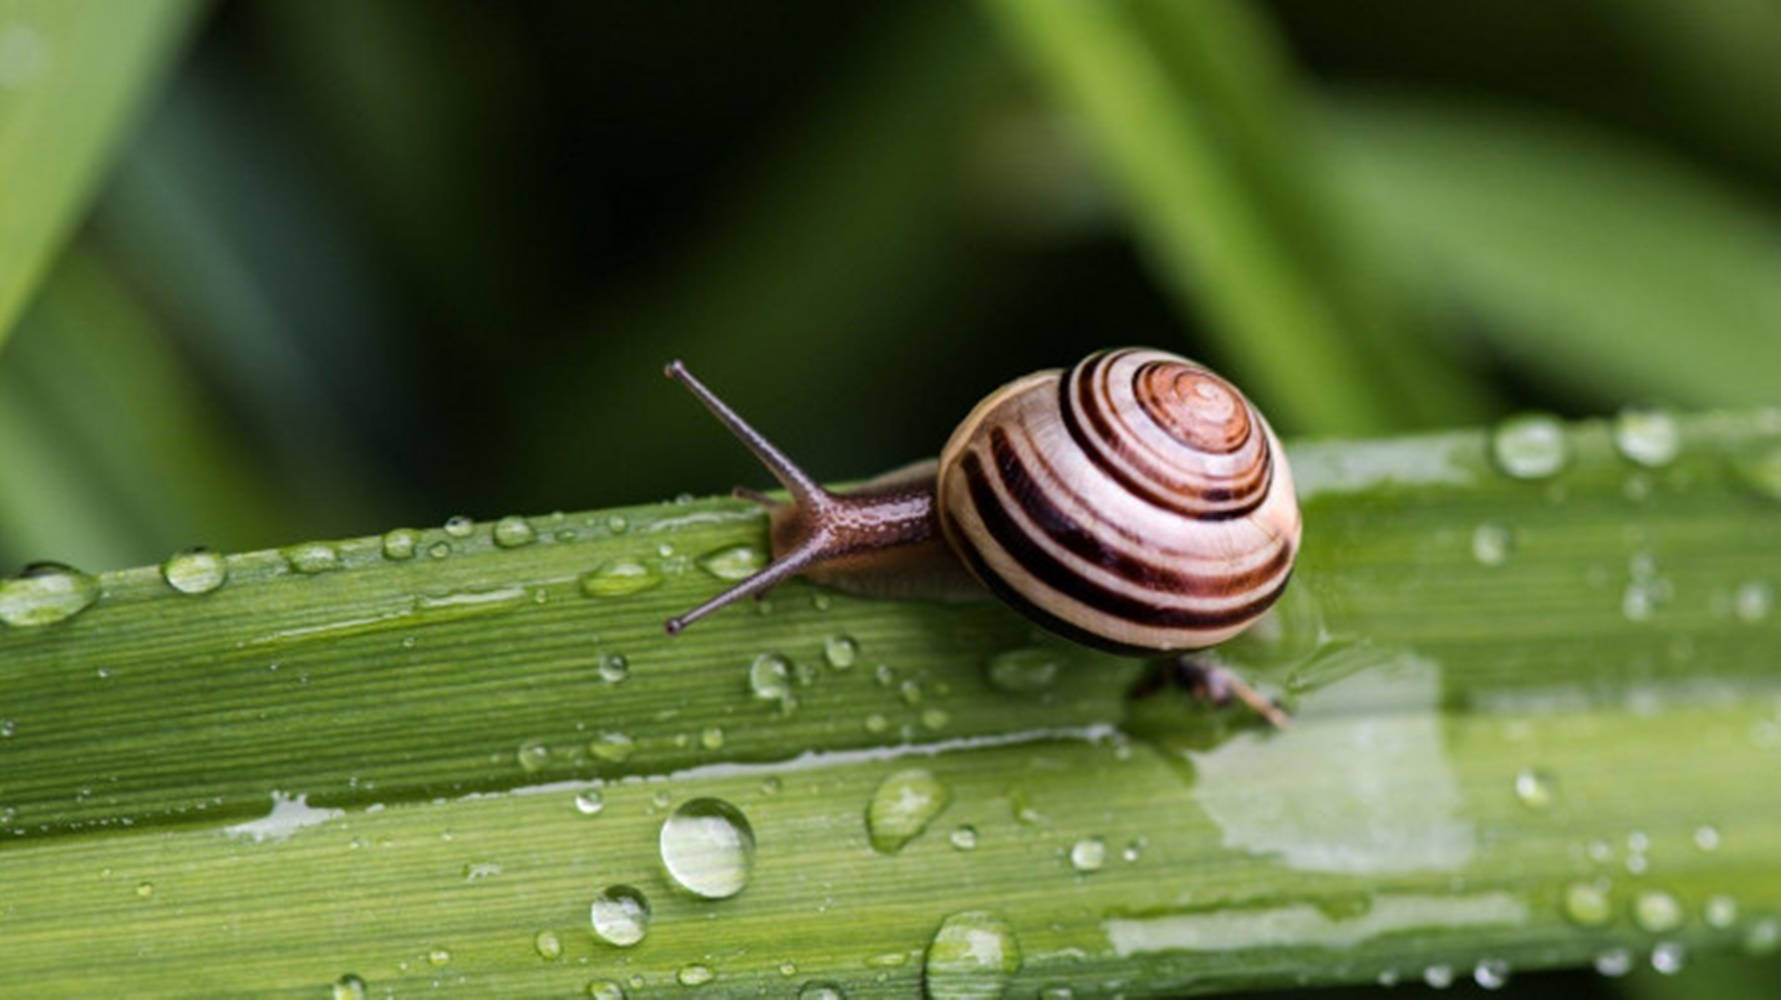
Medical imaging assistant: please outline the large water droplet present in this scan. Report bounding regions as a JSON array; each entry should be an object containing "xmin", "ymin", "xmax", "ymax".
[
  {"xmin": 1634, "ymin": 889, "xmax": 1683, "ymax": 932},
  {"xmin": 0, "ymin": 562, "xmax": 100, "ymax": 627},
  {"xmin": 1563, "ymin": 881, "xmax": 1612, "ymax": 926},
  {"xmin": 676, "ymin": 964, "xmax": 715, "ymax": 987},
  {"xmin": 1068, "ymin": 837, "xmax": 1106, "ymax": 873},
  {"xmin": 866, "ymin": 769, "xmax": 950, "ymax": 853},
  {"xmin": 823, "ymin": 634, "xmax": 859, "ymax": 670},
  {"xmin": 332, "ymin": 974, "xmax": 368, "ymax": 1000},
  {"xmin": 1613, "ymin": 408, "xmax": 1680, "ymax": 468},
  {"xmin": 580, "ymin": 561, "xmax": 663, "ymax": 598},
  {"xmin": 161, "ymin": 549, "xmax": 227, "ymax": 595},
  {"xmin": 283, "ymin": 543, "xmax": 340, "ymax": 574},
  {"xmin": 382, "ymin": 528, "xmax": 420, "ymax": 560},
  {"xmin": 589, "ymin": 885, "xmax": 650, "ymax": 947},
  {"xmin": 985, "ymin": 648, "xmax": 1061, "ymax": 694},
  {"xmin": 659, "ymin": 797, "xmax": 756, "ymax": 899},
  {"xmin": 923, "ymin": 910, "xmax": 1020, "ymax": 1000},
  {"xmin": 494, "ymin": 515, "xmax": 536, "ymax": 548},
  {"xmin": 1490, "ymin": 414, "xmax": 1569, "ymax": 480},
  {"xmin": 698, "ymin": 544, "xmax": 766, "ymax": 581}
]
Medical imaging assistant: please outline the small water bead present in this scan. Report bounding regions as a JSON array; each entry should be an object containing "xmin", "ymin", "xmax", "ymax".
[
  {"xmin": 1705, "ymin": 894, "xmax": 1739, "ymax": 929},
  {"xmin": 586, "ymin": 980, "xmax": 625, "ymax": 1000},
  {"xmin": 1513, "ymin": 768, "xmax": 1555, "ymax": 810},
  {"xmin": 135, "ymin": 881, "xmax": 153, "ymax": 898},
  {"xmin": 332, "ymin": 974, "xmax": 368, "ymax": 1000},
  {"xmin": 580, "ymin": 561, "xmax": 663, "ymax": 598},
  {"xmin": 1593, "ymin": 949, "xmax": 1632, "ymax": 977},
  {"xmin": 493, "ymin": 515, "xmax": 536, "ymax": 548},
  {"xmin": 921, "ymin": 709, "xmax": 950, "ymax": 731},
  {"xmin": 382, "ymin": 528, "xmax": 420, "ymax": 560},
  {"xmin": 823, "ymin": 634, "xmax": 859, "ymax": 669},
  {"xmin": 985, "ymin": 648, "xmax": 1062, "ymax": 694},
  {"xmin": 923, "ymin": 911, "xmax": 1020, "ymax": 1000},
  {"xmin": 748, "ymin": 653, "xmax": 793, "ymax": 702},
  {"xmin": 950, "ymin": 825, "xmax": 978, "ymax": 851},
  {"xmin": 590, "ymin": 731, "xmax": 635, "ymax": 763},
  {"xmin": 574, "ymin": 791, "xmax": 605, "ymax": 816},
  {"xmin": 1490, "ymin": 414, "xmax": 1570, "ymax": 480},
  {"xmin": 798, "ymin": 983, "xmax": 844, "ymax": 1000},
  {"xmin": 284, "ymin": 543, "xmax": 340, "ymax": 574},
  {"xmin": 427, "ymin": 541, "xmax": 451, "ymax": 559},
  {"xmin": 0, "ymin": 718, "xmax": 13, "ymax": 738},
  {"xmin": 867, "ymin": 768, "xmax": 950, "ymax": 854},
  {"xmin": 1650, "ymin": 941, "xmax": 1686, "ymax": 974},
  {"xmin": 659, "ymin": 797, "xmax": 756, "ymax": 899},
  {"xmin": 0, "ymin": 562, "xmax": 100, "ymax": 627},
  {"xmin": 517, "ymin": 740, "xmax": 550, "ymax": 773},
  {"xmin": 864, "ymin": 713, "xmax": 889, "ymax": 734},
  {"xmin": 1613, "ymin": 407, "xmax": 1681, "ymax": 468},
  {"xmin": 650, "ymin": 789, "xmax": 672, "ymax": 809},
  {"xmin": 589, "ymin": 885, "xmax": 650, "ymax": 947},
  {"xmin": 700, "ymin": 726, "xmax": 725, "ymax": 750},
  {"xmin": 761, "ymin": 776, "xmax": 782, "ymax": 795},
  {"xmin": 1068, "ymin": 837, "xmax": 1106, "ymax": 873},
  {"xmin": 1470, "ymin": 523, "xmax": 1512, "ymax": 567},
  {"xmin": 443, "ymin": 515, "xmax": 475, "ymax": 538},
  {"xmin": 530, "ymin": 928, "xmax": 563, "ymax": 960},
  {"xmin": 1473, "ymin": 958, "xmax": 1510, "ymax": 990},
  {"xmin": 598, "ymin": 653, "xmax": 630, "ymax": 683},
  {"xmin": 427, "ymin": 947, "xmax": 452, "ymax": 966},
  {"xmin": 606, "ymin": 514, "xmax": 630, "ymax": 534},
  {"xmin": 811, "ymin": 592, "xmax": 832, "ymax": 611},
  {"xmin": 161, "ymin": 549, "xmax": 227, "ymax": 595},
  {"xmin": 1422, "ymin": 964, "xmax": 1454, "ymax": 989},
  {"xmin": 697, "ymin": 544, "xmax": 766, "ymax": 582},
  {"xmin": 1694, "ymin": 825, "xmax": 1722, "ymax": 851},
  {"xmin": 1735, "ymin": 581, "xmax": 1773, "ymax": 623},
  {"xmin": 1634, "ymin": 889, "xmax": 1683, "ymax": 932},
  {"xmin": 778, "ymin": 962, "xmax": 797, "ymax": 977},
  {"xmin": 1122, "ymin": 841, "xmax": 1143, "ymax": 863},
  {"xmin": 676, "ymin": 964, "xmax": 715, "ymax": 987},
  {"xmin": 1563, "ymin": 881, "xmax": 1613, "ymax": 927}
]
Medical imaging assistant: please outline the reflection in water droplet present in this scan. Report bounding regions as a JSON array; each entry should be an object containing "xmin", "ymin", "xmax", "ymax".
[
  {"xmin": 676, "ymin": 964, "xmax": 715, "ymax": 987},
  {"xmin": 660, "ymin": 798, "xmax": 756, "ymax": 899},
  {"xmin": 586, "ymin": 980, "xmax": 625, "ymax": 1000},
  {"xmin": 494, "ymin": 515, "xmax": 536, "ymax": 548},
  {"xmin": 1613, "ymin": 408, "xmax": 1680, "ymax": 468},
  {"xmin": 580, "ymin": 561, "xmax": 663, "ymax": 598},
  {"xmin": 823, "ymin": 634, "xmax": 859, "ymax": 669},
  {"xmin": 444, "ymin": 515, "xmax": 475, "ymax": 538},
  {"xmin": 574, "ymin": 791, "xmax": 605, "ymax": 816},
  {"xmin": 589, "ymin": 885, "xmax": 650, "ymax": 947},
  {"xmin": 590, "ymin": 731, "xmax": 635, "ymax": 763},
  {"xmin": 1471, "ymin": 523, "xmax": 1511, "ymax": 567},
  {"xmin": 698, "ymin": 544, "xmax": 766, "ymax": 581},
  {"xmin": 1490, "ymin": 414, "xmax": 1569, "ymax": 480},
  {"xmin": 985, "ymin": 648, "xmax": 1062, "ymax": 693},
  {"xmin": 798, "ymin": 983, "xmax": 844, "ymax": 1000},
  {"xmin": 924, "ymin": 910, "xmax": 1020, "ymax": 1000},
  {"xmin": 161, "ymin": 549, "xmax": 227, "ymax": 595},
  {"xmin": 533, "ymin": 929, "xmax": 562, "ymax": 960},
  {"xmin": 867, "ymin": 769, "xmax": 950, "ymax": 854},
  {"xmin": 0, "ymin": 563, "xmax": 100, "ymax": 627},
  {"xmin": 1634, "ymin": 889, "xmax": 1683, "ymax": 932},
  {"xmin": 1069, "ymin": 837, "xmax": 1106, "ymax": 872},
  {"xmin": 382, "ymin": 528, "xmax": 420, "ymax": 560},
  {"xmin": 518, "ymin": 740, "xmax": 549, "ymax": 773},
  {"xmin": 1650, "ymin": 941, "xmax": 1686, "ymax": 975},
  {"xmin": 1473, "ymin": 958, "xmax": 1510, "ymax": 990},
  {"xmin": 1593, "ymin": 948, "xmax": 1632, "ymax": 977},
  {"xmin": 1512, "ymin": 769, "xmax": 1555, "ymax": 810},
  {"xmin": 950, "ymin": 825, "xmax": 978, "ymax": 851},
  {"xmin": 1563, "ymin": 881, "xmax": 1612, "ymax": 926},
  {"xmin": 332, "ymin": 974, "xmax": 368, "ymax": 1000}
]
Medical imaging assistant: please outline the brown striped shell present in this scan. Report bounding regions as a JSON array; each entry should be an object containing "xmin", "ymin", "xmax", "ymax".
[{"xmin": 935, "ymin": 347, "xmax": 1300, "ymax": 653}]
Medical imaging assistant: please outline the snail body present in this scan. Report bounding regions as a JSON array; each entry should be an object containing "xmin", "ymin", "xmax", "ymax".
[{"xmin": 662, "ymin": 348, "xmax": 1300, "ymax": 656}]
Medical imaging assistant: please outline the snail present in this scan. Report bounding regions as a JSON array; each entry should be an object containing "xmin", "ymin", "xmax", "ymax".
[{"xmin": 661, "ymin": 348, "xmax": 1301, "ymax": 719}]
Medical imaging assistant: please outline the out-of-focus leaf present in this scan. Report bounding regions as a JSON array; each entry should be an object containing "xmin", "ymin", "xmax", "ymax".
[
  {"xmin": 1320, "ymin": 94, "xmax": 1781, "ymax": 408},
  {"xmin": 0, "ymin": 0, "xmax": 198, "ymax": 348}
]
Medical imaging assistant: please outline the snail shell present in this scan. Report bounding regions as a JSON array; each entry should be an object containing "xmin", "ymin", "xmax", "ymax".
[{"xmin": 936, "ymin": 348, "xmax": 1299, "ymax": 652}]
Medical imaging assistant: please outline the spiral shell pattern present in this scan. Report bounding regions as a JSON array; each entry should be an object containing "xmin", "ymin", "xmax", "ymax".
[{"xmin": 936, "ymin": 348, "xmax": 1300, "ymax": 653}]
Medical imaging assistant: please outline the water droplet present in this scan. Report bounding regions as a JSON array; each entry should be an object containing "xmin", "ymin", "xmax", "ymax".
[
  {"xmin": 161, "ymin": 549, "xmax": 227, "ymax": 595},
  {"xmin": 1563, "ymin": 881, "xmax": 1612, "ymax": 926},
  {"xmin": 1008, "ymin": 787, "xmax": 1042, "ymax": 825},
  {"xmin": 761, "ymin": 776, "xmax": 782, "ymax": 795},
  {"xmin": 1593, "ymin": 949, "xmax": 1632, "ymax": 977},
  {"xmin": 427, "ymin": 541, "xmax": 451, "ymax": 559},
  {"xmin": 590, "ymin": 732, "xmax": 635, "ymax": 763},
  {"xmin": 332, "ymin": 974, "xmax": 368, "ymax": 1000},
  {"xmin": 580, "ymin": 561, "xmax": 663, "ymax": 598},
  {"xmin": 950, "ymin": 825, "xmax": 978, "ymax": 851},
  {"xmin": 1614, "ymin": 408, "xmax": 1680, "ymax": 468},
  {"xmin": 748, "ymin": 653, "xmax": 793, "ymax": 703},
  {"xmin": 427, "ymin": 947, "xmax": 451, "ymax": 966},
  {"xmin": 823, "ymin": 634, "xmax": 859, "ymax": 669},
  {"xmin": 574, "ymin": 791, "xmax": 605, "ymax": 816},
  {"xmin": 136, "ymin": 881, "xmax": 154, "ymax": 898},
  {"xmin": 589, "ymin": 885, "xmax": 650, "ymax": 947},
  {"xmin": 1122, "ymin": 840, "xmax": 1143, "ymax": 862},
  {"xmin": 1471, "ymin": 523, "xmax": 1512, "ymax": 567},
  {"xmin": 676, "ymin": 964, "xmax": 715, "ymax": 987},
  {"xmin": 0, "ymin": 562, "xmax": 100, "ymax": 627},
  {"xmin": 382, "ymin": 528, "xmax": 420, "ymax": 560},
  {"xmin": 1693, "ymin": 825, "xmax": 1722, "ymax": 851},
  {"xmin": 443, "ymin": 515, "xmax": 474, "ymax": 538},
  {"xmin": 517, "ymin": 740, "xmax": 550, "ymax": 773},
  {"xmin": 1634, "ymin": 889, "xmax": 1683, "ymax": 932},
  {"xmin": 1490, "ymin": 414, "xmax": 1569, "ymax": 480},
  {"xmin": 1745, "ymin": 918, "xmax": 1779, "ymax": 954},
  {"xmin": 285, "ymin": 542, "xmax": 342, "ymax": 574},
  {"xmin": 798, "ymin": 983, "xmax": 843, "ymax": 1000},
  {"xmin": 867, "ymin": 769, "xmax": 950, "ymax": 854},
  {"xmin": 985, "ymin": 648, "xmax": 1061, "ymax": 694},
  {"xmin": 1068, "ymin": 837, "xmax": 1106, "ymax": 872},
  {"xmin": 899, "ymin": 679, "xmax": 923, "ymax": 705},
  {"xmin": 0, "ymin": 718, "xmax": 13, "ymax": 738},
  {"xmin": 659, "ymin": 797, "xmax": 756, "ymax": 899},
  {"xmin": 586, "ymin": 980, "xmax": 625, "ymax": 1000},
  {"xmin": 697, "ymin": 544, "xmax": 766, "ymax": 581},
  {"xmin": 605, "ymin": 514, "xmax": 630, "ymax": 535},
  {"xmin": 699, "ymin": 726, "xmax": 724, "ymax": 750},
  {"xmin": 598, "ymin": 653, "xmax": 630, "ymax": 683},
  {"xmin": 864, "ymin": 713, "xmax": 889, "ymax": 734},
  {"xmin": 1513, "ymin": 768, "xmax": 1555, "ymax": 809},
  {"xmin": 493, "ymin": 515, "xmax": 535, "ymax": 548},
  {"xmin": 1473, "ymin": 958, "xmax": 1510, "ymax": 990},
  {"xmin": 921, "ymin": 708, "xmax": 950, "ymax": 731},
  {"xmin": 923, "ymin": 910, "xmax": 1020, "ymax": 1000},
  {"xmin": 1422, "ymin": 964, "xmax": 1454, "ymax": 989},
  {"xmin": 534, "ymin": 929, "xmax": 562, "ymax": 960},
  {"xmin": 1039, "ymin": 988, "xmax": 1074, "ymax": 1000},
  {"xmin": 1705, "ymin": 894, "xmax": 1739, "ymax": 929},
  {"xmin": 1650, "ymin": 941, "xmax": 1686, "ymax": 974},
  {"xmin": 1735, "ymin": 581, "xmax": 1773, "ymax": 623}
]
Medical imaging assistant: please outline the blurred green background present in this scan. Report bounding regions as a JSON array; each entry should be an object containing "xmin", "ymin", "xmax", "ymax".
[{"xmin": 2, "ymin": 1, "xmax": 1779, "ymax": 995}]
